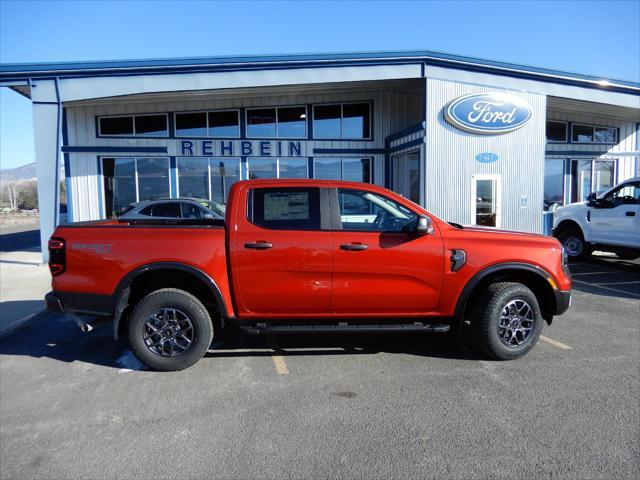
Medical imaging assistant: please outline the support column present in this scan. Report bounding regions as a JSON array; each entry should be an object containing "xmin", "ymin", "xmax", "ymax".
[{"xmin": 31, "ymin": 79, "xmax": 61, "ymax": 262}]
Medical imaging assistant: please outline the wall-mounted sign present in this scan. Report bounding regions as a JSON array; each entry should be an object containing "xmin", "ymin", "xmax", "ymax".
[
  {"xmin": 444, "ymin": 92, "xmax": 532, "ymax": 135},
  {"xmin": 475, "ymin": 152, "xmax": 499, "ymax": 163},
  {"xmin": 519, "ymin": 195, "xmax": 529, "ymax": 209},
  {"xmin": 177, "ymin": 139, "xmax": 304, "ymax": 157}
]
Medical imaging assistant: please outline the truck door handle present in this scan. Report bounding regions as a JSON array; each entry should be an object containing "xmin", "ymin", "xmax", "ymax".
[
  {"xmin": 625, "ymin": 211, "xmax": 636, "ymax": 217},
  {"xmin": 340, "ymin": 243, "xmax": 368, "ymax": 251},
  {"xmin": 245, "ymin": 242, "xmax": 273, "ymax": 250}
]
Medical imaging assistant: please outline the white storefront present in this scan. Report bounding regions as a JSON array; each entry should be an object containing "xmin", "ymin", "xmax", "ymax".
[{"xmin": 1, "ymin": 50, "xmax": 638, "ymax": 260}]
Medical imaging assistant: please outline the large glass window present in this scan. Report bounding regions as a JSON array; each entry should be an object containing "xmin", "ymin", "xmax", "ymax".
[
  {"xmin": 98, "ymin": 115, "xmax": 167, "ymax": 137},
  {"xmin": 247, "ymin": 158, "xmax": 277, "ymax": 179},
  {"xmin": 277, "ymin": 107, "xmax": 306, "ymax": 138},
  {"xmin": 208, "ymin": 110, "xmax": 240, "ymax": 137},
  {"xmin": 279, "ymin": 158, "xmax": 307, "ymax": 178},
  {"xmin": 135, "ymin": 115, "xmax": 168, "ymax": 137},
  {"xmin": 177, "ymin": 157, "xmax": 240, "ymax": 204},
  {"xmin": 313, "ymin": 103, "xmax": 371, "ymax": 139},
  {"xmin": 136, "ymin": 158, "xmax": 170, "ymax": 201},
  {"xmin": 247, "ymin": 108, "xmax": 277, "ymax": 138},
  {"xmin": 246, "ymin": 107, "xmax": 307, "ymax": 138},
  {"xmin": 313, "ymin": 157, "xmax": 371, "ymax": 183},
  {"xmin": 313, "ymin": 105, "xmax": 341, "ymax": 138},
  {"xmin": 102, "ymin": 157, "xmax": 170, "ymax": 217},
  {"xmin": 544, "ymin": 159, "xmax": 565, "ymax": 211},
  {"xmin": 337, "ymin": 189, "xmax": 418, "ymax": 232},
  {"xmin": 210, "ymin": 159, "xmax": 240, "ymax": 205},
  {"xmin": 247, "ymin": 158, "xmax": 308, "ymax": 179},
  {"xmin": 571, "ymin": 124, "xmax": 617, "ymax": 144},
  {"xmin": 570, "ymin": 159, "xmax": 616, "ymax": 202},
  {"xmin": 178, "ymin": 158, "xmax": 209, "ymax": 199},
  {"xmin": 546, "ymin": 121, "xmax": 567, "ymax": 142},
  {"xmin": 176, "ymin": 112, "xmax": 207, "ymax": 137},
  {"xmin": 342, "ymin": 103, "xmax": 370, "ymax": 139},
  {"xmin": 176, "ymin": 110, "xmax": 240, "ymax": 137},
  {"xmin": 99, "ymin": 116, "xmax": 134, "ymax": 136}
]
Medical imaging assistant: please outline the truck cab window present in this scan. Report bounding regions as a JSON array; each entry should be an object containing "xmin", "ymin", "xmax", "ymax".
[
  {"xmin": 248, "ymin": 187, "xmax": 320, "ymax": 230},
  {"xmin": 337, "ymin": 188, "xmax": 417, "ymax": 232}
]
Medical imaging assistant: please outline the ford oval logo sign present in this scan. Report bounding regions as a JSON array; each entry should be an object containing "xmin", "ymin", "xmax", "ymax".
[{"xmin": 444, "ymin": 93, "xmax": 532, "ymax": 134}]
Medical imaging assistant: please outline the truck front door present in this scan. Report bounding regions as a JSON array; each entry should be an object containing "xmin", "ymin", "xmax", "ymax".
[
  {"xmin": 232, "ymin": 185, "xmax": 332, "ymax": 316},
  {"xmin": 329, "ymin": 187, "xmax": 444, "ymax": 314}
]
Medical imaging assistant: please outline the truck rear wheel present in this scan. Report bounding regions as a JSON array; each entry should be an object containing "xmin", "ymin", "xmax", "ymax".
[
  {"xmin": 471, "ymin": 282, "xmax": 543, "ymax": 360},
  {"xmin": 128, "ymin": 288, "xmax": 213, "ymax": 371}
]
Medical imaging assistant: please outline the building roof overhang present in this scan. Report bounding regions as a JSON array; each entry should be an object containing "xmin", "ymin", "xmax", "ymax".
[{"xmin": 1, "ymin": 49, "xmax": 639, "ymax": 99}]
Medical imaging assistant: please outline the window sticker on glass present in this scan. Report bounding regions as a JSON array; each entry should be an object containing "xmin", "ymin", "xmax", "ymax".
[{"xmin": 263, "ymin": 192, "xmax": 310, "ymax": 220}]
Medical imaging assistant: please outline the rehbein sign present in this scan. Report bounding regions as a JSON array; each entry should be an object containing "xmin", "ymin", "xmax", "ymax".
[{"xmin": 445, "ymin": 92, "xmax": 532, "ymax": 134}]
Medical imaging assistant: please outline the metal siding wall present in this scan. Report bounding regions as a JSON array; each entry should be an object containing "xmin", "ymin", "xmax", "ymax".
[
  {"xmin": 546, "ymin": 110, "xmax": 638, "ymax": 182},
  {"xmin": 65, "ymin": 85, "xmax": 423, "ymax": 221},
  {"xmin": 67, "ymin": 153, "xmax": 101, "ymax": 221},
  {"xmin": 425, "ymin": 78, "xmax": 546, "ymax": 233}
]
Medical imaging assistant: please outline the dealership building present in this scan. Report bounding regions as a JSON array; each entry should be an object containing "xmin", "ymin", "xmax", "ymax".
[{"xmin": 1, "ymin": 50, "xmax": 638, "ymax": 260}]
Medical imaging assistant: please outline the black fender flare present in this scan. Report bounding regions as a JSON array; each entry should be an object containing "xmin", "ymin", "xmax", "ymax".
[
  {"xmin": 112, "ymin": 262, "xmax": 229, "ymax": 340},
  {"xmin": 453, "ymin": 262, "xmax": 557, "ymax": 330}
]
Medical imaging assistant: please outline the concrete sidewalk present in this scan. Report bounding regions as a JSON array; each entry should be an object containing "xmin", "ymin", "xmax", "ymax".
[{"xmin": 0, "ymin": 249, "xmax": 51, "ymax": 336}]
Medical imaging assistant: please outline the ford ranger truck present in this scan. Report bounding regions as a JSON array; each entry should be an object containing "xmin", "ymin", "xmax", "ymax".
[{"xmin": 45, "ymin": 180, "xmax": 572, "ymax": 371}]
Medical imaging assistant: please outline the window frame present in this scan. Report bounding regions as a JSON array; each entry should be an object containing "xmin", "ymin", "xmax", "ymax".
[
  {"xmin": 245, "ymin": 105, "xmax": 308, "ymax": 139},
  {"xmin": 176, "ymin": 156, "xmax": 242, "ymax": 203},
  {"xmin": 569, "ymin": 158, "xmax": 618, "ymax": 203},
  {"xmin": 312, "ymin": 101, "xmax": 372, "ymax": 140},
  {"xmin": 247, "ymin": 187, "xmax": 322, "ymax": 231},
  {"xmin": 100, "ymin": 156, "xmax": 171, "ymax": 218},
  {"xmin": 545, "ymin": 120, "xmax": 568, "ymax": 143},
  {"xmin": 97, "ymin": 113, "xmax": 169, "ymax": 138},
  {"xmin": 174, "ymin": 109, "xmax": 241, "ymax": 138},
  {"xmin": 570, "ymin": 123, "xmax": 618, "ymax": 144},
  {"xmin": 246, "ymin": 157, "xmax": 309, "ymax": 180},
  {"xmin": 312, "ymin": 156, "xmax": 373, "ymax": 183}
]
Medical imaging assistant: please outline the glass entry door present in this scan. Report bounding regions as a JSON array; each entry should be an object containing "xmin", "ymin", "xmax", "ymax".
[
  {"xmin": 392, "ymin": 149, "xmax": 421, "ymax": 205},
  {"xmin": 472, "ymin": 174, "xmax": 501, "ymax": 227}
]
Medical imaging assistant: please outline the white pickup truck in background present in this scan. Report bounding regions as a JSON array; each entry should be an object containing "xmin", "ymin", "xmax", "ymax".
[{"xmin": 552, "ymin": 177, "xmax": 640, "ymax": 260}]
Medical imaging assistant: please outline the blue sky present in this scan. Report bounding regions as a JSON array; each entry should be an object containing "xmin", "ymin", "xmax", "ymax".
[{"xmin": 1, "ymin": 0, "xmax": 639, "ymax": 169}]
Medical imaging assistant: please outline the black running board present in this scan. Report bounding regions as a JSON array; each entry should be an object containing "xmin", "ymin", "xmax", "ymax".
[{"xmin": 240, "ymin": 322, "xmax": 450, "ymax": 335}]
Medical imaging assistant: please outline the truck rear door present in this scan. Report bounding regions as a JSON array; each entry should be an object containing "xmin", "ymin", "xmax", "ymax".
[{"xmin": 231, "ymin": 184, "xmax": 332, "ymax": 316}]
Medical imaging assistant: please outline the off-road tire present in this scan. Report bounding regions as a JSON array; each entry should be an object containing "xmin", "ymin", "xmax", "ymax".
[
  {"xmin": 555, "ymin": 228, "xmax": 591, "ymax": 261},
  {"xmin": 471, "ymin": 282, "xmax": 543, "ymax": 360},
  {"xmin": 128, "ymin": 288, "xmax": 213, "ymax": 371}
]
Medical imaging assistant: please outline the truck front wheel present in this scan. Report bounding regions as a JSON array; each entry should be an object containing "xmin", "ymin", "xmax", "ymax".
[
  {"xmin": 128, "ymin": 288, "xmax": 213, "ymax": 371},
  {"xmin": 472, "ymin": 282, "xmax": 543, "ymax": 360}
]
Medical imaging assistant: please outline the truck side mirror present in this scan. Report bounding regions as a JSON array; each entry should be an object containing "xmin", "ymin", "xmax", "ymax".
[{"xmin": 416, "ymin": 216, "xmax": 434, "ymax": 235}]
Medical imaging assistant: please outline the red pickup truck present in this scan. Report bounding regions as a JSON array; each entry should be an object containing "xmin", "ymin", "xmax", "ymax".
[{"xmin": 46, "ymin": 180, "xmax": 571, "ymax": 371}]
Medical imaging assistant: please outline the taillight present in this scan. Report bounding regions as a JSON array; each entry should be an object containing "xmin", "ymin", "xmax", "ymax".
[{"xmin": 48, "ymin": 237, "xmax": 66, "ymax": 276}]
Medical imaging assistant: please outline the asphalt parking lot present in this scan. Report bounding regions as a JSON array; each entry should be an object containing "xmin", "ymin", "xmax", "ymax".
[{"xmin": 1, "ymin": 258, "xmax": 638, "ymax": 479}]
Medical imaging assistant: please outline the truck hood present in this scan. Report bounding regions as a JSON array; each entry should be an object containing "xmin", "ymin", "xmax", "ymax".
[{"xmin": 457, "ymin": 225, "xmax": 548, "ymax": 239}]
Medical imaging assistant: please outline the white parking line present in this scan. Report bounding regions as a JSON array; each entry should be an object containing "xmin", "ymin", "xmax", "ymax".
[
  {"xmin": 570, "ymin": 271, "xmax": 617, "ymax": 276},
  {"xmin": 540, "ymin": 335, "xmax": 572, "ymax": 350},
  {"xmin": 267, "ymin": 336, "xmax": 289, "ymax": 375},
  {"xmin": 572, "ymin": 279, "xmax": 640, "ymax": 298}
]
